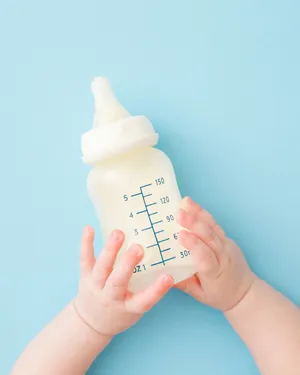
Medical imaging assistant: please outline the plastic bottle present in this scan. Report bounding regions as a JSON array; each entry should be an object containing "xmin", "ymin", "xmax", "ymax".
[{"xmin": 81, "ymin": 77, "xmax": 195, "ymax": 292}]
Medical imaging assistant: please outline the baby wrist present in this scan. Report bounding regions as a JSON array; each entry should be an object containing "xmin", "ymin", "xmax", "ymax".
[
  {"xmin": 72, "ymin": 299, "xmax": 114, "ymax": 341},
  {"xmin": 223, "ymin": 274, "xmax": 260, "ymax": 315}
]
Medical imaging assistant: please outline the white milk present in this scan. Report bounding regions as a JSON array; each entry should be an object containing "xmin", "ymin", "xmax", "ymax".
[{"xmin": 82, "ymin": 77, "xmax": 195, "ymax": 292}]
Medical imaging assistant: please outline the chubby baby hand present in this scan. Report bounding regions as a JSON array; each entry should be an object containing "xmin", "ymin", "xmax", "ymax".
[
  {"xmin": 176, "ymin": 197, "xmax": 257, "ymax": 311},
  {"xmin": 73, "ymin": 227, "xmax": 174, "ymax": 337}
]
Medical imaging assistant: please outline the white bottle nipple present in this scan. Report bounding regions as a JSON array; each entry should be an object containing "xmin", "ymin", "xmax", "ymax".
[
  {"xmin": 92, "ymin": 77, "xmax": 130, "ymax": 128},
  {"xmin": 82, "ymin": 77, "xmax": 158, "ymax": 164}
]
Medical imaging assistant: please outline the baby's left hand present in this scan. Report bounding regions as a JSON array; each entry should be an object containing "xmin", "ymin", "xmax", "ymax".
[
  {"xmin": 176, "ymin": 197, "xmax": 256, "ymax": 312},
  {"xmin": 73, "ymin": 227, "xmax": 174, "ymax": 337}
]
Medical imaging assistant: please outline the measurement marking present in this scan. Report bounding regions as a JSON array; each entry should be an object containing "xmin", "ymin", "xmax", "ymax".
[
  {"xmin": 146, "ymin": 202, "xmax": 157, "ymax": 207},
  {"xmin": 142, "ymin": 226, "xmax": 152, "ymax": 232},
  {"xmin": 152, "ymin": 220, "xmax": 163, "ymax": 225},
  {"xmin": 140, "ymin": 183, "xmax": 152, "ymax": 189},
  {"xmin": 146, "ymin": 243, "xmax": 158, "ymax": 249},
  {"xmin": 151, "ymin": 256, "xmax": 176, "ymax": 267},
  {"xmin": 149, "ymin": 212, "xmax": 158, "ymax": 216},
  {"xmin": 136, "ymin": 209, "xmax": 147, "ymax": 215},
  {"xmin": 140, "ymin": 185, "xmax": 165, "ymax": 265},
  {"xmin": 161, "ymin": 248, "xmax": 171, "ymax": 253},
  {"xmin": 158, "ymin": 238, "xmax": 170, "ymax": 244},
  {"xmin": 155, "ymin": 229, "xmax": 164, "ymax": 234},
  {"xmin": 131, "ymin": 192, "xmax": 142, "ymax": 197},
  {"xmin": 144, "ymin": 193, "xmax": 152, "ymax": 198}
]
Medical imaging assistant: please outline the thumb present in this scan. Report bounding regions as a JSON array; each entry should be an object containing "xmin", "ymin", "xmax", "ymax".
[{"xmin": 175, "ymin": 274, "xmax": 205, "ymax": 302}]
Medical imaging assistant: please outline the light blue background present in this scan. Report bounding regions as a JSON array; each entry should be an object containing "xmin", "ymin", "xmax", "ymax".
[{"xmin": 1, "ymin": 1, "xmax": 300, "ymax": 374}]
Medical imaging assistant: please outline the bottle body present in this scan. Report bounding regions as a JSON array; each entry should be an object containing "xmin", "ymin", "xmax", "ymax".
[{"xmin": 87, "ymin": 147, "xmax": 195, "ymax": 292}]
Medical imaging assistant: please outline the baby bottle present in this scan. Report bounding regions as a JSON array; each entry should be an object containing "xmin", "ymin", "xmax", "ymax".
[{"xmin": 81, "ymin": 77, "xmax": 196, "ymax": 292}]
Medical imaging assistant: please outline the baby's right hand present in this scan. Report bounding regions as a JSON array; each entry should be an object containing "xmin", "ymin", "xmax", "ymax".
[
  {"xmin": 176, "ymin": 197, "xmax": 258, "ymax": 312},
  {"xmin": 73, "ymin": 227, "xmax": 173, "ymax": 337}
]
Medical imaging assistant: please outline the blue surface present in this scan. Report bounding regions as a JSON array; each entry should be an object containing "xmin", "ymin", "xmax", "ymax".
[{"xmin": 1, "ymin": 1, "xmax": 300, "ymax": 374}]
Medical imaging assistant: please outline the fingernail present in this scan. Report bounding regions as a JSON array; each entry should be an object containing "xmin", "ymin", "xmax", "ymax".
[
  {"xmin": 112, "ymin": 230, "xmax": 122, "ymax": 241},
  {"xmin": 186, "ymin": 197, "xmax": 202, "ymax": 210},
  {"xmin": 163, "ymin": 275, "xmax": 174, "ymax": 287},
  {"xmin": 179, "ymin": 230, "xmax": 188, "ymax": 240},
  {"xmin": 136, "ymin": 246, "xmax": 144, "ymax": 258},
  {"xmin": 131, "ymin": 244, "xmax": 143, "ymax": 258},
  {"xmin": 85, "ymin": 226, "xmax": 92, "ymax": 236},
  {"xmin": 183, "ymin": 196, "xmax": 193, "ymax": 206},
  {"xmin": 180, "ymin": 231, "xmax": 197, "ymax": 246},
  {"xmin": 181, "ymin": 197, "xmax": 189, "ymax": 208},
  {"xmin": 176, "ymin": 209, "xmax": 183, "ymax": 221}
]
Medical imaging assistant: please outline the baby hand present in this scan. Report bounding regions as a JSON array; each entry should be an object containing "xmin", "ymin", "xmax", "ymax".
[
  {"xmin": 176, "ymin": 197, "xmax": 257, "ymax": 311},
  {"xmin": 74, "ymin": 227, "xmax": 174, "ymax": 337}
]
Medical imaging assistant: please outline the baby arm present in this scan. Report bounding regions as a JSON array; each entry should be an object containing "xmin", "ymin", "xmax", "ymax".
[
  {"xmin": 176, "ymin": 197, "xmax": 300, "ymax": 375},
  {"xmin": 11, "ymin": 227, "xmax": 173, "ymax": 375}
]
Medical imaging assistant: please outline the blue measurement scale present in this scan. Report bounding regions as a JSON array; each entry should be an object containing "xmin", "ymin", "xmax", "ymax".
[{"xmin": 126, "ymin": 180, "xmax": 179, "ymax": 272}]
